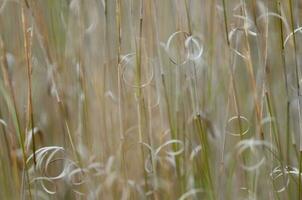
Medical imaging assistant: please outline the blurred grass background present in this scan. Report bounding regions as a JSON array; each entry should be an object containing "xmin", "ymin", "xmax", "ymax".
[{"xmin": 1, "ymin": 0, "xmax": 302, "ymax": 199}]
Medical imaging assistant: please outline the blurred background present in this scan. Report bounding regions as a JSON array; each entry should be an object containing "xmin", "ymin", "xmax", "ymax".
[{"xmin": 1, "ymin": 0, "xmax": 302, "ymax": 199}]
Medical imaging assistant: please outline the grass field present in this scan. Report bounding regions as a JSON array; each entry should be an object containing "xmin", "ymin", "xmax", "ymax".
[{"xmin": 0, "ymin": 0, "xmax": 302, "ymax": 199}]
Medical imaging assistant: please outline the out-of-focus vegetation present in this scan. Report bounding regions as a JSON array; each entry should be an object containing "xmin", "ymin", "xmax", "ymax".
[{"xmin": 1, "ymin": 0, "xmax": 302, "ymax": 199}]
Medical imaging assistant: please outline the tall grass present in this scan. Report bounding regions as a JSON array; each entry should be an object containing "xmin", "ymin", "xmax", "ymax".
[{"xmin": 0, "ymin": 0, "xmax": 302, "ymax": 199}]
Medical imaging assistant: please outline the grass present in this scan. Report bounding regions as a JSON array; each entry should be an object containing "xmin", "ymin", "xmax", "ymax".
[{"xmin": 0, "ymin": 0, "xmax": 302, "ymax": 199}]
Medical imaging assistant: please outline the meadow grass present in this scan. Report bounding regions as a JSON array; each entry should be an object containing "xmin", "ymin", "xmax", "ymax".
[{"xmin": 0, "ymin": 0, "xmax": 302, "ymax": 199}]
